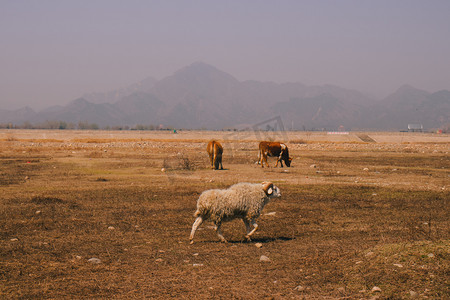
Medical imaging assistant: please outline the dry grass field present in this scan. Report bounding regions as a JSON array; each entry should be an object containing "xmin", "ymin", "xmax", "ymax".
[{"xmin": 1, "ymin": 129, "xmax": 449, "ymax": 299}]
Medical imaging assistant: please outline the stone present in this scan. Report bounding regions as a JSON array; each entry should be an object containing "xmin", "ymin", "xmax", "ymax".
[
  {"xmin": 88, "ymin": 258, "xmax": 101, "ymax": 264},
  {"xmin": 259, "ymin": 255, "xmax": 271, "ymax": 262},
  {"xmin": 409, "ymin": 291, "xmax": 419, "ymax": 298},
  {"xmin": 294, "ymin": 285, "xmax": 305, "ymax": 291},
  {"xmin": 371, "ymin": 286, "xmax": 382, "ymax": 293}
]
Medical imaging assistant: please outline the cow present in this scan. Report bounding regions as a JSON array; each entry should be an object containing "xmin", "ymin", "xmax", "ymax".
[
  {"xmin": 207, "ymin": 140, "xmax": 223, "ymax": 170},
  {"xmin": 258, "ymin": 141, "xmax": 292, "ymax": 168}
]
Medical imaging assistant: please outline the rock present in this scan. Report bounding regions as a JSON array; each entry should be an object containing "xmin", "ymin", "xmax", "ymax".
[
  {"xmin": 35, "ymin": 210, "xmax": 41, "ymax": 215},
  {"xmin": 294, "ymin": 285, "xmax": 305, "ymax": 291},
  {"xmin": 193, "ymin": 263, "xmax": 204, "ymax": 267},
  {"xmin": 393, "ymin": 264, "xmax": 403, "ymax": 268},
  {"xmin": 427, "ymin": 253, "xmax": 435, "ymax": 258},
  {"xmin": 365, "ymin": 251, "xmax": 374, "ymax": 257},
  {"xmin": 108, "ymin": 226, "xmax": 115, "ymax": 230},
  {"xmin": 259, "ymin": 255, "xmax": 271, "ymax": 262},
  {"xmin": 310, "ymin": 164, "xmax": 317, "ymax": 168},
  {"xmin": 255, "ymin": 243, "xmax": 263, "ymax": 248},
  {"xmin": 363, "ymin": 167, "xmax": 369, "ymax": 171},
  {"xmin": 161, "ymin": 168, "xmax": 165, "ymax": 172},
  {"xmin": 409, "ymin": 291, "xmax": 419, "ymax": 298},
  {"xmin": 264, "ymin": 212, "xmax": 276, "ymax": 216},
  {"xmin": 371, "ymin": 286, "xmax": 382, "ymax": 293},
  {"xmin": 88, "ymin": 258, "xmax": 101, "ymax": 264},
  {"xmin": 10, "ymin": 238, "xmax": 18, "ymax": 242}
]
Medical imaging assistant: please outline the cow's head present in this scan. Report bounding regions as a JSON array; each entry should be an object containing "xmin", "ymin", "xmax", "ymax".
[
  {"xmin": 284, "ymin": 156, "xmax": 293, "ymax": 167},
  {"xmin": 280, "ymin": 144, "xmax": 292, "ymax": 167}
]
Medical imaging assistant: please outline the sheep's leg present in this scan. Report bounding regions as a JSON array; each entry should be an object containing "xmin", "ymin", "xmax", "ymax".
[
  {"xmin": 245, "ymin": 220, "xmax": 259, "ymax": 240},
  {"xmin": 215, "ymin": 222, "xmax": 227, "ymax": 243},
  {"xmin": 243, "ymin": 219, "xmax": 253, "ymax": 241},
  {"xmin": 189, "ymin": 216, "xmax": 203, "ymax": 244}
]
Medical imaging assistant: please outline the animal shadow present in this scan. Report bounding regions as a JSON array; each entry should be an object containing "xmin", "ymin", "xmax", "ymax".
[{"xmin": 228, "ymin": 236, "xmax": 294, "ymax": 244}]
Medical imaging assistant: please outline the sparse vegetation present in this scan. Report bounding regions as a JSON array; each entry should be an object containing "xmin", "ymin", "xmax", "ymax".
[{"xmin": 0, "ymin": 130, "xmax": 448, "ymax": 298}]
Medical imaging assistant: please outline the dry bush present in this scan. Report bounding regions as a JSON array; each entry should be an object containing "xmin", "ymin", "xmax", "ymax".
[{"xmin": 289, "ymin": 139, "xmax": 307, "ymax": 144}]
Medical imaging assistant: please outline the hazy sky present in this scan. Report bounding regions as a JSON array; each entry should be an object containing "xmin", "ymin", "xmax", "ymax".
[{"xmin": 1, "ymin": 0, "xmax": 450, "ymax": 110}]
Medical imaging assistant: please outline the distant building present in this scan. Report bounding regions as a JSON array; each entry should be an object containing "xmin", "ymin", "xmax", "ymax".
[{"xmin": 408, "ymin": 124, "xmax": 423, "ymax": 132}]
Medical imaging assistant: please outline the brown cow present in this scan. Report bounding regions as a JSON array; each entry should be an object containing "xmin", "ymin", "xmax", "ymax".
[
  {"xmin": 258, "ymin": 141, "xmax": 292, "ymax": 168},
  {"xmin": 207, "ymin": 140, "xmax": 223, "ymax": 170}
]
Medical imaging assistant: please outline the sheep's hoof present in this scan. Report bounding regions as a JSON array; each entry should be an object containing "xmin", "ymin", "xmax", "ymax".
[
  {"xmin": 189, "ymin": 240, "xmax": 194, "ymax": 245},
  {"xmin": 219, "ymin": 239, "xmax": 228, "ymax": 243},
  {"xmin": 245, "ymin": 235, "xmax": 252, "ymax": 242}
]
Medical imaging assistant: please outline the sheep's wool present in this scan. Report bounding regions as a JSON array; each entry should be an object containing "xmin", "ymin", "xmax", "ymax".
[{"xmin": 196, "ymin": 183, "xmax": 271, "ymax": 223}]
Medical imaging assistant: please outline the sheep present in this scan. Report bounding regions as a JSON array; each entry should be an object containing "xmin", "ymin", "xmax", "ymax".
[{"xmin": 189, "ymin": 182, "xmax": 281, "ymax": 244}]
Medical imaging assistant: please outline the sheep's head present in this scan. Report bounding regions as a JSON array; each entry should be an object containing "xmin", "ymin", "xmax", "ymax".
[{"xmin": 262, "ymin": 182, "xmax": 281, "ymax": 198}]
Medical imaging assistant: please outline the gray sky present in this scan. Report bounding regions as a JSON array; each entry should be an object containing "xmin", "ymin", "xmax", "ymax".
[{"xmin": 1, "ymin": 0, "xmax": 450, "ymax": 110}]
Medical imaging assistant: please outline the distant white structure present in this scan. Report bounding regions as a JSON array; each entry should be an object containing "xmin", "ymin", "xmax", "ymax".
[{"xmin": 408, "ymin": 124, "xmax": 423, "ymax": 132}]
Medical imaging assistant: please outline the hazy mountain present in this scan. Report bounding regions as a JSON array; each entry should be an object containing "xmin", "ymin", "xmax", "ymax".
[
  {"xmin": 82, "ymin": 76, "xmax": 157, "ymax": 104},
  {"xmin": 35, "ymin": 98, "xmax": 124, "ymax": 127},
  {"xmin": 364, "ymin": 85, "xmax": 450, "ymax": 130},
  {"xmin": 2, "ymin": 62, "xmax": 449, "ymax": 130},
  {"xmin": 113, "ymin": 92, "xmax": 164, "ymax": 125},
  {"xmin": 0, "ymin": 106, "xmax": 37, "ymax": 124},
  {"xmin": 271, "ymin": 94, "xmax": 366, "ymax": 130}
]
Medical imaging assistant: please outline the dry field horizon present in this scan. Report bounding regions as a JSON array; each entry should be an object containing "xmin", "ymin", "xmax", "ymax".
[{"xmin": 1, "ymin": 129, "xmax": 449, "ymax": 299}]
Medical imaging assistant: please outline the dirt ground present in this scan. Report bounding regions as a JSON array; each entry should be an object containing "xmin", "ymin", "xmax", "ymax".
[{"xmin": 1, "ymin": 129, "xmax": 449, "ymax": 299}]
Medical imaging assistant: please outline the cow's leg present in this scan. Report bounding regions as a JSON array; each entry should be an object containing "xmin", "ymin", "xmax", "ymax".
[
  {"xmin": 213, "ymin": 153, "xmax": 217, "ymax": 169},
  {"xmin": 276, "ymin": 157, "xmax": 284, "ymax": 168},
  {"xmin": 262, "ymin": 152, "xmax": 270, "ymax": 168},
  {"xmin": 190, "ymin": 216, "xmax": 203, "ymax": 244},
  {"xmin": 209, "ymin": 154, "xmax": 214, "ymax": 168},
  {"xmin": 219, "ymin": 158, "xmax": 223, "ymax": 170},
  {"xmin": 276, "ymin": 150, "xmax": 284, "ymax": 167}
]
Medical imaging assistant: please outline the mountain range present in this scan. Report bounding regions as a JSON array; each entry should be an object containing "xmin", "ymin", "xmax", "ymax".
[{"xmin": 1, "ymin": 62, "xmax": 449, "ymax": 131}]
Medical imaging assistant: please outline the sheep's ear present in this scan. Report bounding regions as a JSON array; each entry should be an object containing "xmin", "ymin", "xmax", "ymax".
[{"xmin": 262, "ymin": 182, "xmax": 273, "ymax": 195}]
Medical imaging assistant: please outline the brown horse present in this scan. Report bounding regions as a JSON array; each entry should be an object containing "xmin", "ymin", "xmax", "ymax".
[{"xmin": 207, "ymin": 140, "xmax": 223, "ymax": 170}]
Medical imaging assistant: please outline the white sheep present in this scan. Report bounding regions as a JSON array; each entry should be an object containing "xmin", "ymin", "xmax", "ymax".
[{"xmin": 189, "ymin": 182, "xmax": 281, "ymax": 244}]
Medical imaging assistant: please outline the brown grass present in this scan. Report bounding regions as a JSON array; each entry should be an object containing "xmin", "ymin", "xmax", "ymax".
[{"xmin": 0, "ymin": 130, "xmax": 449, "ymax": 299}]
